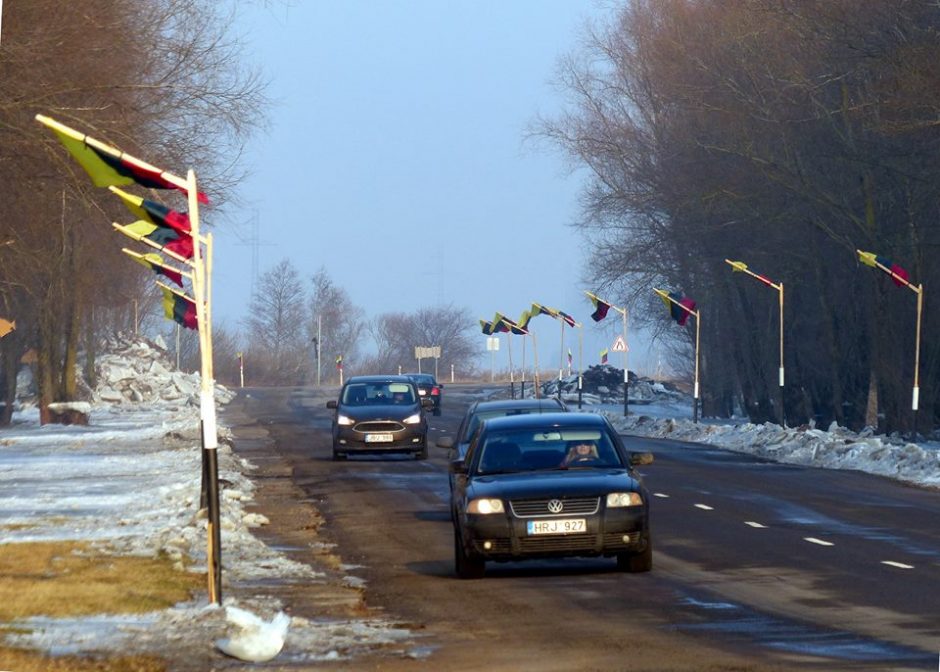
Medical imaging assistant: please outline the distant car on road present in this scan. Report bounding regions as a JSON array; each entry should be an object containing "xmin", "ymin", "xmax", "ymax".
[
  {"xmin": 406, "ymin": 373, "xmax": 442, "ymax": 416},
  {"xmin": 449, "ymin": 412, "xmax": 653, "ymax": 579},
  {"xmin": 436, "ymin": 397, "xmax": 568, "ymax": 490},
  {"xmin": 326, "ymin": 375, "xmax": 432, "ymax": 460}
]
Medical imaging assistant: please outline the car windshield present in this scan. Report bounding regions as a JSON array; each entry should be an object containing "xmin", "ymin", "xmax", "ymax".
[
  {"xmin": 474, "ymin": 429, "xmax": 623, "ymax": 475},
  {"xmin": 409, "ymin": 375, "xmax": 435, "ymax": 385},
  {"xmin": 341, "ymin": 382, "xmax": 415, "ymax": 406}
]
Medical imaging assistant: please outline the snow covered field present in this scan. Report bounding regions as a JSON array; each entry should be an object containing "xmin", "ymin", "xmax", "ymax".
[{"xmin": 1, "ymin": 342, "xmax": 937, "ymax": 663}]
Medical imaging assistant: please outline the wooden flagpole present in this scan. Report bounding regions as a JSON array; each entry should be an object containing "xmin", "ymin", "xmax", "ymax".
[
  {"xmin": 187, "ymin": 169, "xmax": 221, "ymax": 605},
  {"xmin": 725, "ymin": 260, "xmax": 786, "ymax": 425}
]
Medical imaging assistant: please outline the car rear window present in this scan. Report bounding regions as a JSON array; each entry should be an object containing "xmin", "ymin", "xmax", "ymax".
[
  {"xmin": 342, "ymin": 383, "xmax": 416, "ymax": 405},
  {"xmin": 474, "ymin": 429, "xmax": 623, "ymax": 474}
]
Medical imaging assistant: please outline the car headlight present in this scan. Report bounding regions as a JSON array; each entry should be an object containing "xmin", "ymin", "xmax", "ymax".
[
  {"xmin": 606, "ymin": 492, "xmax": 643, "ymax": 507},
  {"xmin": 467, "ymin": 498, "xmax": 504, "ymax": 514},
  {"xmin": 337, "ymin": 414, "xmax": 354, "ymax": 426},
  {"xmin": 403, "ymin": 413, "xmax": 422, "ymax": 425}
]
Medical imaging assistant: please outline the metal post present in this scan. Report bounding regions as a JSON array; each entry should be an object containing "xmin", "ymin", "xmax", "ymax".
[
  {"xmin": 451, "ymin": 363, "xmax": 455, "ymax": 383},
  {"xmin": 693, "ymin": 311, "xmax": 701, "ymax": 424},
  {"xmin": 779, "ymin": 282, "xmax": 785, "ymax": 427},
  {"xmin": 912, "ymin": 284, "xmax": 923, "ymax": 441},
  {"xmin": 622, "ymin": 308, "xmax": 629, "ymax": 417},
  {"xmin": 316, "ymin": 314, "xmax": 322, "ymax": 387},
  {"xmin": 578, "ymin": 325, "xmax": 583, "ymax": 409}
]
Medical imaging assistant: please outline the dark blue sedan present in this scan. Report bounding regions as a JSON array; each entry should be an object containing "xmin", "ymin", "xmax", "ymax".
[{"xmin": 450, "ymin": 412, "xmax": 653, "ymax": 579}]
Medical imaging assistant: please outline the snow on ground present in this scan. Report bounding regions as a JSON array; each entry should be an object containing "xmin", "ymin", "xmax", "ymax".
[
  {"xmin": 0, "ymin": 336, "xmax": 418, "ymax": 663},
  {"xmin": 544, "ymin": 369, "xmax": 940, "ymax": 491},
  {"xmin": 1, "ymin": 346, "xmax": 937, "ymax": 663}
]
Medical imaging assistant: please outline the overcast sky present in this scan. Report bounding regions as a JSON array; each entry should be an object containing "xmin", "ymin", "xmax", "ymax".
[{"xmin": 211, "ymin": 1, "xmax": 660, "ymax": 376}]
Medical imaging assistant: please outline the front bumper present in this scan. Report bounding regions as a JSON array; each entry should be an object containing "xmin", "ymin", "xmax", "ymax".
[
  {"xmin": 333, "ymin": 426, "xmax": 427, "ymax": 453},
  {"xmin": 459, "ymin": 508, "xmax": 648, "ymax": 560}
]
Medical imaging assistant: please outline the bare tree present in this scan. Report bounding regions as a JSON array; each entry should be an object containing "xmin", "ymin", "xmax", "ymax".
[
  {"xmin": 244, "ymin": 259, "xmax": 308, "ymax": 385},
  {"xmin": 307, "ymin": 268, "xmax": 365, "ymax": 383},
  {"xmin": 367, "ymin": 305, "xmax": 481, "ymax": 379}
]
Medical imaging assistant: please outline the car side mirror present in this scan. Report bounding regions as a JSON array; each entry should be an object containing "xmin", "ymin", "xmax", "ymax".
[
  {"xmin": 629, "ymin": 452, "xmax": 654, "ymax": 466},
  {"xmin": 436, "ymin": 436, "xmax": 454, "ymax": 449},
  {"xmin": 421, "ymin": 397, "xmax": 435, "ymax": 409},
  {"xmin": 326, "ymin": 400, "xmax": 337, "ymax": 409},
  {"xmin": 449, "ymin": 459, "xmax": 466, "ymax": 474}
]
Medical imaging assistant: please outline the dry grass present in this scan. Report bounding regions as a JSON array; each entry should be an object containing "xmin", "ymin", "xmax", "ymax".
[{"xmin": 0, "ymin": 541, "xmax": 204, "ymax": 670}]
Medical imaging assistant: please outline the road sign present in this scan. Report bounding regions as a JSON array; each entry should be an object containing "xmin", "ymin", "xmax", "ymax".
[
  {"xmin": 611, "ymin": 335, "xmax": 628, "ymax": 352},
  {"xmin": 486, "ymin": 337, "xmax": 500, "ymax": 351}
]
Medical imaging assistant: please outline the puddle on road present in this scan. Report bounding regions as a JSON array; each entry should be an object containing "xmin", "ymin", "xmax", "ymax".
[{"xmin": 670, "ymin": 593, "xmax": 932, "ymax": 666}]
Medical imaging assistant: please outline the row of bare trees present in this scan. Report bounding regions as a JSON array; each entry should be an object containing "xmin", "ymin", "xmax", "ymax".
[
  {"xmin": 227, "ymin": 261, "xmax": 480, "ymax": 387},
  {"xmin": 0, "ymin": 0, "xmax": 266, "ymax": 424},
  {"xmin": 541, "ymin": 0, "xmax": 940, "ymax": 433}
]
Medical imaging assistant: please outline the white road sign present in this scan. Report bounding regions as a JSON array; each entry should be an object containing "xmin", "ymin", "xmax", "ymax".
[{"xmin": 611, "ymin": 335, "xmax": 628, "ymax": 352}]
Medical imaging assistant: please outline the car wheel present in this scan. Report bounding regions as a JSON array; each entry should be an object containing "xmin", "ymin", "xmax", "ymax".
[
  {"xmin": 616, "ymin": 536, "xmax": 652, "ymax": 573},
  {"xmin": 332, "ymin": 447, "xmax": 347, "ymax": 461},
  {"xmin": 454, "ymin": 527, "xmax": 485, "ymax": 579}
]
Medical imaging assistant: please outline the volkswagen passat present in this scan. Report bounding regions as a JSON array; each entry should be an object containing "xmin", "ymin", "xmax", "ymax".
[
  {"xmin": 450, "ymin": 412, "xmax": 653, "ymax": 578},
  {"xmin": 327, "ymin": 375, "xmax": 432, "ymax": 460}
]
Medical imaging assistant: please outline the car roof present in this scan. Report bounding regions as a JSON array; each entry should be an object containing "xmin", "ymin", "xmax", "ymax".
[
  {"xmin": 481, "ymin": 412, "xmax": 607, "ymax": 432},
  {"xmin": 470, "ymin": 398, "xmax": 565, "ymax": 412},
  {"xmin": 344, "ymin": 375, "xmax": 415, "ymax": 385},
  {"xmin": 405, "ymin": 373, "xmax": 435, "ymax": 379}
]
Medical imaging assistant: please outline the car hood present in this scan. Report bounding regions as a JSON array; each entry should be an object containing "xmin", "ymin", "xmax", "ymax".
[
  {"xmin": 467, "ymin": 469, "xmax": 642, "ymax": 499},
  {"xmin": 339, "ymin": 405, "xmax": 421, "ymax": 421}
]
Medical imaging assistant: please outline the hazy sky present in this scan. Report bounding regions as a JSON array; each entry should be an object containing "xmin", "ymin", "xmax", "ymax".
[{"xmin": 212, "ymin": 1, "xmax": 660, "ymax": 377}]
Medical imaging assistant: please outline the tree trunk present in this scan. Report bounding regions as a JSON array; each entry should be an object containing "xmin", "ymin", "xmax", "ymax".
[{"xmin": 864, "ymin": 368, "xmax": 879, "ymax": 428}]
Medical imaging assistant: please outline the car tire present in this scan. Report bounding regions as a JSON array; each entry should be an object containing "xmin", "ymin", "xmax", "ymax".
[
  {"xmin": 332, "ymin": 448, "xmax": 347, "ymax": 461},
  {"xmin": 616, "ymin": 537, "xmax": 652, "ymax": 573},
  {"xmin": 454, "ymin": 527, "xmax": 485, "ymax": 579}
]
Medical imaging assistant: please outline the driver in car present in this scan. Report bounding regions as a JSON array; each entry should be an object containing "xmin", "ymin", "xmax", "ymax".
[{"xmin": 561, "ymin": 440, "xmax": 600, "ymax": 466}]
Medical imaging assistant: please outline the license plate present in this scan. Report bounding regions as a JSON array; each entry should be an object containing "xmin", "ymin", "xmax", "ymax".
[
  {"xmin": 365, "ymin": 433, "xmax": 393, "ymax": 443},
  {"xmin": 526, "ymin": 518, "xmax": 586, "ymax": 535}
]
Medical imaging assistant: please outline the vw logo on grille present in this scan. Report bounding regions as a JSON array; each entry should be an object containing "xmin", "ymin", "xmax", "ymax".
[{"xmin": 547, "ymin": 499, "xmax": 564, "ymax": 513}]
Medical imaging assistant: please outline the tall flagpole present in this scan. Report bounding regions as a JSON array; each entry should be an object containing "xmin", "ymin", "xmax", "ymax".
[
  {"xmin": 577, "ymin": 325, "xmax": 583, "ymax": 409},
  {"xmin": 858, "ymin": 251, "xmax": 924, "ymax": 438},
  {"xmin": 188, "ymin": 170, "xmax": 221, "ymax": 604},
  {"xmin": 726, "ymin": 260, "xmax": 786, "ymax": 425},
  {"xmin": 531, "ymin": 331, "xmax": 540, "ymax": 399}
]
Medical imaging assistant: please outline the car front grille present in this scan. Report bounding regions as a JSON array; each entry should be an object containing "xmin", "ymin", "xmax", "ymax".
[
  {"xmin": 476, "ymin": 532, "xmax": 641, "ymax": 556},
  {"xmin": 510, "ymin": 496, "xmax": 600, "ymax": 518},
  {"xmin": 354, "ymin": 421, "xmax": 405, "ymax": 433}
]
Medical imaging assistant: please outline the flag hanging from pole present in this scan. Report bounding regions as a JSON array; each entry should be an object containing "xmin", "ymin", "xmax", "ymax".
[
  {"xmin": 557, "ymin": 310, "xmax": 578, "ymax": 327},
  {"xmin": 516, "ymin": 310, "xmax": 533, "ymax": 331},
  {"xmin": 336, "ymin": 355, "xmax": 343, "ymax": 370},
  {"xmin": 126, "ymin": 250, "xmax": 184, "ymax": 287},
  {"xmin": 160, "ymin": 287, "xmax": 197, "ymax": 330},
  {"xmin": 531, "ymin": 302, "xmax": 559, "ymax": 319},
  {"xmin": 728, "ymin": 260, "xmax": 775, "ymax": 287},
  {"xmin": 110, "ymin": 186, "xmax": 192, "ymax": 233},
  {"xmin": 36, "ymin": 115, "xmax": 209, "ymax": 204},
  {"xmin": 600, "ymin": 348, "xmax": 609, "ymax": 365},
  {"xmin": 567, "ymin": 349, "xmax": 573, "ymax": 368},
  {"xmin": 480, "ymin": 319, "xmax": 496, "ymax": 335},
  {"xmin": 655, "ymin": 288, "xmax": 696, "ymax": 326},
  {"xmin": 857, "ymin": 250, "xmax": 910, "ymax": 288},
  {"xmin": 588, "ymin": 293, "xmax": 611, "ymax": 322},
  {"xmin": 120, "ymin": 220, "xmax": 194, "ymax": 259}
]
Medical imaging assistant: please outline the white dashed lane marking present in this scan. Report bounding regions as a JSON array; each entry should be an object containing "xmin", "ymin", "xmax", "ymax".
[
  {"xmin": 694, "ymin": 504, "xmax": 714, "ymax": 511},
  {"xmin": 653, "ymin": 493, "xmax": 670, "ymax": 498},
  {"xmin": 881, "ymin": 560, "xmax": 914, "ymax": 570},
  {"xmin": 744, "ymin": 521, "xmax": 767, "ymax": 528},
  {"xmin": 804, "ymin": 537, "xmax": 834, "ymax": 546}
]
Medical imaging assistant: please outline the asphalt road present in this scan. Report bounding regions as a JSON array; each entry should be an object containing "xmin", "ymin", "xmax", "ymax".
[{"xmin": 222, "ymin": 383, "xmax": 940, "ymax": 672}]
